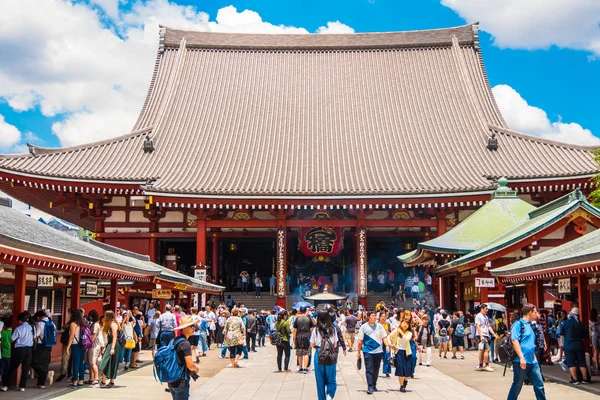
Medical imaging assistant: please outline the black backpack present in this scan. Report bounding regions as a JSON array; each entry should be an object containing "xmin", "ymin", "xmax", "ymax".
[
  {"xmin": 60, "ymin": 327, "xmax": 70, "ymax": 346},
  {"xmin": 498, "ymin": 321, "xmax": 525, "ymax": 364},
  {"xmin": 318, "ymin": 334, "xmax": 338, "ymax": 366},
  {"xmin": 269, "ymin": 330, "xmax": 282, "ymax": 346},
  {"xmin": 497, "ymin": 320, "xmax": 507, "ymax": 335}
]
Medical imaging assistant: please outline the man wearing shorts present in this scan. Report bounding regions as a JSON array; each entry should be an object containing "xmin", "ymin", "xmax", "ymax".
[
  {"xmin": 343, "ymin": 310, "xmax": 358, "ymax": 351},
  {"xmin": 437, "ymin": 312, "xmax": 451, "ymax": 359},
  {"xmin": 475, "ymin": 304, "xmax": 497, "ymax": 371},
  {"xmin": 450, "ymin": 312, "xmax": 465, "ymax": 359},
  {"xmin": 557, "ymin": 307, "xmax": 590, "ymax": 384},
  {"xmin": 293, "ymin": 306, "xmax": 314, "ymax": 373}
]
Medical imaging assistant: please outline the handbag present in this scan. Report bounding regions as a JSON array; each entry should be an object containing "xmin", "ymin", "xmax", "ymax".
[
  {"xmin": 125, "ymin": 336, "xmax": 136, "ymax": 349},
  {"xmin": 388, "ymin": 352, "xmax": 397, "ymax": 368}
]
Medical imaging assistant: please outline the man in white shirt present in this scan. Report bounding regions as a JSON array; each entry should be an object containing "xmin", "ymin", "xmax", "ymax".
[
  {"xmin": 158, "ymin": 304, "xmax": 177, "ymax": 348},
  {"xmin": 356, "ymin": 311, "xmax": 388, "ymax": 395},
  {"xmin": 32, "ymin": 310, "xmax": 55, "ymax": 388},
  {"xmin": 11, "ymin": 312, "xmax": 33, "ymax": 391},
  {"xmin": 475, "ymin": 304, "xmax": 497, "ymax": 372},
  {"xmin": 205, "ymin": 306, "xmax": 217, "ymax": 348}
]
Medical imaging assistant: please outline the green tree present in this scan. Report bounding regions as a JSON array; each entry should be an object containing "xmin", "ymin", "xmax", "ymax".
[{"xmin": 589, "ymin": 149, "xmax": 600, "ymax": 207}]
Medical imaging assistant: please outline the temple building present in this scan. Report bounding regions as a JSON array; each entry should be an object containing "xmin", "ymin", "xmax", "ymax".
[{"xmin": 0, "ymin": 23, "xmax": 598, "ymax": 308}]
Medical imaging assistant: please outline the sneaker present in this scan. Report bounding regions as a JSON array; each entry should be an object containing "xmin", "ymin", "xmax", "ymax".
[
  {"xmin": 218, "ymin": 355, "xmax": 224, "ymax": 359},
  {"xmin": 474, "ymin": 366, "xmax": 482, "ymax": 371},
  {"xmin": 367, "ymin": 387, "xmax": 374, "ymax": 395},
  {"xmin": 461, "ymin": 356, "xmax": 465, "ymax": 360},
  {"xmin": 484, "ymin": 366, "xmax": 494, "ymax": 372},
  {"xmin": 47, "ymin": 371, "xmax": 54, "ymax": 386},
  {"xmin": 68, "ymin": 384, "xmax": 78, "ymax": 389},
  {"xmin": 438, "ymin": 356, "xmax": 442, "ymax": 359},
  {"xmin": 425, "ymin": 363, "xmax": 431, "ymax": 367},
  {"xmin": 400, "ymin": 386, "xmax": 406, "ymax": 393},
  {"xmin": 19, "ymin": 388, "xmax": 25, "ymax": 392},
  {"xmin": 56, "ymin": 374, "xmax": 66, "ymax": 383},
  {"xmin": 443, "ymin": 356, "xmax": 448, "ymax": 359},
  {"xmin": 451, "ymin": 356, "xmax": 457, "ymax": 359},
  {"xmin": 35, "ymin": 385, "xmax": 46, "ymax": 389}
]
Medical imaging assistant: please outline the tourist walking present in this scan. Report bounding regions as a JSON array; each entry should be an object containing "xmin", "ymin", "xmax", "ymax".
[
  {"xmin": 507, "ymin": 303, "xmax": 546, "ymax": 400},
  {"xmin": 557, "ymin": 307, "xmax": 591, "ymax": 384},
  {"xmin": 450, "ymin": 312, "xmax": 465, "ymax": 360},
  {"xmin": 99, "ymin": 310, "xmax": 123, "ymax": 388},
  {"xmin": 386, "ymin": 319, "xmax": 413, "ymax": 392},
  {"xmin": 356, "ymin": 311, "xmax": 388, "ymax": 395},
  {"xmin": 66, "ymin": 308, "xmax": 87, "ymax": 388},
  {"xmin": 224, "ymin": 307, "xmax": 246, "ymax": 368},
  {"xmin": 0, "ymin": 317, "xmax": 11, "ymax": 392},
  {"xmin": 205, "ymin": 305, "xmax": 217, "ymax": 348},
  {"xmin": 270, "ymin": 274, "xmax": 276, "ymax": 295},
  {"xmin": 121, "ymin": 311, "xmax": 137, "ymax": 370},
  {"xmin": 246, "ymin": 309, "xmax": 258, "ymax": 352},
  {"xmin": 275, "ymin": 310, "xmax": 292, "ymax": 372},
  {"xmin": 311, "ymin": 309, "xmax": 340, "ymax": 400},
  {"xmin": 378, "ymin": 313, "xmax": 392, "ymax": 377},
  {"xmin": 188, "ymin": 308, "xmax": 201, "ymax": 362},
  {"xmin": 417, "ymin": 315, "xmax": 433, "ymax": 366},
  {"xmin": 168, "ymin": 315, "xmax": 200, "ymax": 400},
  {"xmin": 475, "ymin": 304, "xmax": 497, "ymax": 371},
  {"xmin": 437, "ymin": 312, "xmax": 450, "ymax": 359},
  {"xmin": 86, "ymin": 310, "xmax": 104, "ymax": 387},
  {"xmin": 343, "ymin": 309, "xmax": 358, "ymax": 351},
  {"xmin": 32, "ymin": 310, "xmax": 55, "ymax": 388},
  {"xmin": 149, "ymin": 311, "xmax": 161, "ymax": 357},
  {"xmin": 293, "ymin": 306, "xmax": 314, "ymax": 373},
  {"xmin": 158, "ymin": 304, "xmax": 177, "ymax": 349},
  {"xmin": 10, "ymin": 312, "xmax": 33, "ymax": 392},
  {"xmin": 257, "ymin": 311, "xmax": 267, "ymax": 347},
  {"xmin": 254, "ymin": 275, "xmax": 262, "ymax": 298},
  {"xmin": 591, "ymin": 308, "xmax": 600, "ymax": 374}
]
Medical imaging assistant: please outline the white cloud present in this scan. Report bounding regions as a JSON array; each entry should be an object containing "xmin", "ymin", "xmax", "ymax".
[
  {"xmin": 316, "ymin": 21, "xmax": 355, "ymax": 34},
  {"xmin": 0, "ymin": 1, "xmax": 353, "ymax": 148},
  {"xmin": 492, "ymin": 84, "xmax": 600, "ymax": 146},
  {"xmin": 0, "ymin": 114, "xmax": 21, "ymax": 150},
  {"xmin": 441, "ymin": 0, "xmax": 600, "ymax": 55}
]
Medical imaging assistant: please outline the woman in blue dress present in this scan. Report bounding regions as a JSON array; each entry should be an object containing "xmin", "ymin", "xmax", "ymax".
[{"xmin": 385, "ymin": 319, "xmax": 413, "ymax": 392}]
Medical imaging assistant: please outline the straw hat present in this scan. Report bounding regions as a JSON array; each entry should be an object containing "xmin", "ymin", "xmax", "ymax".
[{"xmin": 175, "ymin": 315, "xmax": 197, "ymax": 330}]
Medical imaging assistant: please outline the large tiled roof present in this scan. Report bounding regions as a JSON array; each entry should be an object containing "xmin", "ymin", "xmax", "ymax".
[{"xmin": 0, "ymin": 24, "xmax": 597, "ymax": 197}]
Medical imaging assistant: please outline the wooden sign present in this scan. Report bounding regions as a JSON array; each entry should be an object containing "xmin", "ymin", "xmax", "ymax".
[
  {"xmin": 85, "ymin": 282, "xmax": 98, "ymax": 296},
  {"xmin": 37, "ymin": 274, "xmax": 54, "ymax": 289},
  {"xmin": 173, "ymin": 284, "xmax": 188, "ymax": 291},
  {"xmin": 152, "ymin": 289, "xmax": 172, "ymax": 299},
  {"xmin": 558, "ymin": 278, "xmax": 571, "ymax": 294},
  {"xmin": 66, "ymin": 287, "xmax": 106, "ymax": 299},
  {"xmin": 475, "ymin": 277, "xmax": 495, "ymax": 288}
]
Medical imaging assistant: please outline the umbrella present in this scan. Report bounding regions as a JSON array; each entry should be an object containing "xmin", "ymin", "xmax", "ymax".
[
  {"xmin": 485, "ymin": 302, "xmax": 506, "ymax": 312},
  {"xmin": 292, "ymin": 301, "xmax": 314, "ymax": 309}
]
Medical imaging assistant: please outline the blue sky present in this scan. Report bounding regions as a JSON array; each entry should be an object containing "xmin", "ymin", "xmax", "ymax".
[{"xmin": 0, "ymin": 0, "xmax": 599, "ymax": 151}]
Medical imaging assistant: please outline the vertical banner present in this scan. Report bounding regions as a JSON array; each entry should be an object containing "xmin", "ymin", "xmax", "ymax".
[
  {"xmin": 357, "ymin": 227, "xmax": 367, "ymax": 298},
  {"xmin": 277, "ymin": 228, "xmax": 287, "ymax": 297}
]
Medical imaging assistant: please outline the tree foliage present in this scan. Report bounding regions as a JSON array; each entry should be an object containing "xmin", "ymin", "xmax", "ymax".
[{"xmin": 589, "ymin": 149, "xmax": 600, "ymax": 207}]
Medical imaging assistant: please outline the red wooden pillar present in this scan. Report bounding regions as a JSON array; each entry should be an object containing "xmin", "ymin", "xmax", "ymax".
[
  {"xmin": 12, "ymin": 264, "xmax": 27, "ymax": 328},
  {"xmin": 149, "ymin": 235, "xmax": 158, "ymax": 263},
  {"xmin": 174, "ymin": 291, "xmax": 180, "ymax": 307},
  {"xmin": 159, "ymin": 298, "xmax": 166, "ymax": 312},
  {"xmin": 71, "ymin": 272, "xmax": 81, "ymax": 311},
  {"xmin": 578, "ymin": 275, "xmax": 589, "ymax": 327},
  {"xmin": 437, "ymin": 212, "xmax": 447, "ymax": 236},
  {"xmin": 356, "ymin": 221, "xmax": 368, "ymax": 310},
  {"xmin": 110, "ymin": 278, "xmax": 118, "ymax": 313},
  {"xmin": 439, "ymin": 277, "xmax": 447, "ymax": 309},
  {"xmin": 455, "ymin": 272, "xmax": 463, "ymax": 311},
  {"xmin": 212, "ymin": 236, "xmax": 219, "ymax": 282},
  {"xmin": 196, "ymin": 216, "xmax": 207, "ymax": 266},
  {"xmin": 276, "ymin": 219, "xmax": 287, "ymax": 308}
]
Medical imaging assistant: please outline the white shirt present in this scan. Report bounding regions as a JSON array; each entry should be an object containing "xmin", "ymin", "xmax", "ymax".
[
  {"xmin": 146, "ymin": 308, "xmax": 156, "ymax": 321},
  {"xmin": 35, "ymin": 317, "xmax": 49, "ymax": 344},
  {"xmin": 356, "ymin": 323, "xmax": 388, "ymax": 354},
  {"xmin": 475, "ymin": 313, "xmax": 490, "ymax": 338},
  {"xmin": 12, "ymin": 323, "xmax": 34, "ymax": 348}
]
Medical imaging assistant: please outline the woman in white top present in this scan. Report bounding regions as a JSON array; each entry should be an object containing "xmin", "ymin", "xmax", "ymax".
[
  {"xmin": 86, "ymin": 310, "xmax": 104, "ymax": 387},
  {"xmin": 385, "ymin": 319, "xmax": 413, "ymax": 393}
]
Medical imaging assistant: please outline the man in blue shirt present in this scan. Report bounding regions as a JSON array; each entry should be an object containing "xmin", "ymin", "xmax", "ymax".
[{"xmin": 507, "ymin": 303, "xmax": 546, "ymax": 400}]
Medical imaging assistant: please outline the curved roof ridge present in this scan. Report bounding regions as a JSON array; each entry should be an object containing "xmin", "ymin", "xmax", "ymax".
[
  {"xmin": 162, "ymin": 23, "xmax": 477, "ymax": 50},
  {"xmin": 0, "ymin": 127, "xmax": 153, "ymax": 159},
  {"xmin": 489, "ymin": 124, "xmax": 599, "ymax": 151}
]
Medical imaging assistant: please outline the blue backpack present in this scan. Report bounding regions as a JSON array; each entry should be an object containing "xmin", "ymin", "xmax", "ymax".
[
  {"xmin": 41, "ymin": 320, "xmax": 57, "ymax": 347},
  {"xmin": 153, "ymin": 337, "xmax": 187, "ymax": 384}
]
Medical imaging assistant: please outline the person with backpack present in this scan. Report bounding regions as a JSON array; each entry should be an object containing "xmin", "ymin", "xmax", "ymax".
[
  {"xmin": 66, "ymin": 308, "xmax": 90, "ymax": 388},
  {"xmin": 507, "ymin": 303, "xmax": 546, "ymax": 400},
  {"xmin": 495, "ymin": 312, "xmax": 508, "ymax": 363},
  {"xmin": 437, "ymin": 312, "xmax": 451, "ymax": 359},
  {"xmin": 274, "ymin": 310, "xmax": 291, "ymax": 372},
  {"xmin": 310, "ymin": 309, "xmax": 339, "ymax": 400},
  {"xmin": 450, "ymin": 312, "xmax": 465, "ymax": 360},
  {"xmin": 10, "ymin": 312, "xmax": 33, "ymax": 392},
  {"xmin": 160, "ymin": 315, "xmax": 200, "ymax": 400},
  {"xmin": 32, "ymin": 310, "xmax": 56, "ymax": 388}
]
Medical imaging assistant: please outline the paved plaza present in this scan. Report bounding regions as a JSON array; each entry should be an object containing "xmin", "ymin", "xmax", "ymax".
[{"xmin": 5, "ymin": 343, "xmax": 600, "ymax": 400}]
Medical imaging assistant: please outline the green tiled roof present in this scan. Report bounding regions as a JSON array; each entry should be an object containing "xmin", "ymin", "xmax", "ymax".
[
  {"xmin": 435, "ymin": 190, "xmax": 600, "ymax": 274},
  {"xmin": 398, "ymin": 179, "xmax": 534, "ymax": 265}
]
